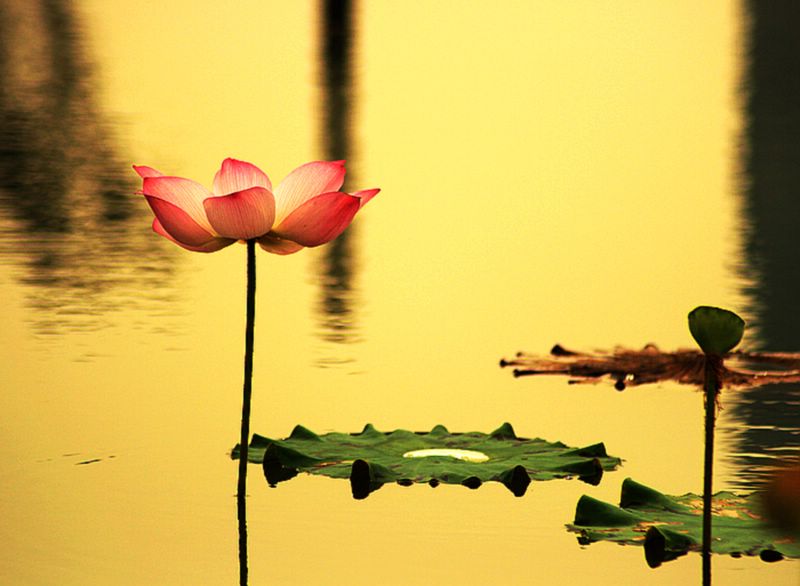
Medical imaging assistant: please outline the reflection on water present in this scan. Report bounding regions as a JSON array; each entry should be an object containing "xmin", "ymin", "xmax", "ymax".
[
  {"xmin": 729, "ymin": 0, "xmax": 800, "ymax": 489},
  {"xmin": 0, "ymin": 0, "xmax": 177, "ymax": 338},
  {"xmin": 726, "ymin": 384, "xmax": 800, "ymax": 489},
  {"xmin": 314, "ymin": 0, "xmax": 361, "ymax": 358}
]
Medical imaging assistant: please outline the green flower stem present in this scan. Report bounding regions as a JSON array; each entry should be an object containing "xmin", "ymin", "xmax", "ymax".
[
  {"xmin": 237, "ymin": 239, "xmax": 256, "ymax": 586},
  {"xmin": 702, "ymin": 354, "xmax": 722, "ymax": 586}
]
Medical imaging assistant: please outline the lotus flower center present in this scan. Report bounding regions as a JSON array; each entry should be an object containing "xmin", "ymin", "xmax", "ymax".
[{"xmin": 402, "ymin": 449, "xmax": 489, "ymax": 463}]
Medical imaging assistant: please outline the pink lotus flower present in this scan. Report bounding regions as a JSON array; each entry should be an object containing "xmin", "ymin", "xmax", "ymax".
[{"xmin": 133, "ymin": 159, "xmax": 379, "ymax": 254}]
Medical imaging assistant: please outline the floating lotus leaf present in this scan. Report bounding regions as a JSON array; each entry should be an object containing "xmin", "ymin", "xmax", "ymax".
[
  {"xmin": 231, "ymin": 423, "xmax": 622, "ymax": 498},
  {"xmin": 568, "ymin": 478, "xmax": 799, "ymax": 567}
]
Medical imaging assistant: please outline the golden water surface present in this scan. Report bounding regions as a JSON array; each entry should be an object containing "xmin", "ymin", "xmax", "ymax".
[{"xmin": 0, "ymin": 1, "xmax": 797, "ymax": 584}]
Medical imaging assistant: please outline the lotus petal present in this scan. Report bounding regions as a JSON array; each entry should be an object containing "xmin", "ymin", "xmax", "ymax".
[
  {"xmin": 212, "ymin": 158, "xmax": 272, "ymax": 196},
  {"xmin": 272, "ymin": 191, "xmax": 360, "ymax": 247},
  {"xmin": 142, "ymin": 176, "xmax": 214, "ymax": 233},
  {"xmin": 145, "ymin": 196, "xmax": 217, "ymax": 246},
  {"xmin": 133, "ymin": 165, "xmax": 164, "ymax": 178},
  {"xmin": 135, "ymin": 159, "xmax": 378, "ymax": 256},
  {"xmin": 203, "ymin": 186, "xmax": 275, "ymax": 240},
  {"xmin": 153, "ymin": 219, "xmax": 235, "ymax": 252},
  {"xmin": 257, "ymin": 234, "xmax": 304, "ymax": 255},
  {"xmin": 274, "ymin": 160, "xmax": 346, "ymax": 223},
  {"xmin": 353, "ymin": 188, "xmax": 380, "ymax": 209}
]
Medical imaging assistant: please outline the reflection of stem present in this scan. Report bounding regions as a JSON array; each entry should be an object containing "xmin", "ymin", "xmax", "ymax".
[
  {"xmin": 237, "ymin": 240, "xmax": 256, "ymax": 586},
  {"xmin": 702, "ymin": 355, "xmax": 721, "ymax": 586}
]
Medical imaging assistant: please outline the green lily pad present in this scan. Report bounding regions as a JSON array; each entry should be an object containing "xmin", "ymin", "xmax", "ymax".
[
  {"xmin": 232, "ymin": 423, "xmax": 622, "ymax": 498},
  {"xmin": 688, "ymin": 306, "xmax": 745, "ymax": 355},
  {"xmin": 568, "ymin": 478, "xmax": 799, "ymax": 567}
]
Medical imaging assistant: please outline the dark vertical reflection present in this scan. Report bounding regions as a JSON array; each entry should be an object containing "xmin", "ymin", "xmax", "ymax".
[
  {"xmin": 729, "ymin": 0, "xmax": 800, "ymax": 488},
  {"xmin": 0, "ymin": 0, "xmax": 177, "ymax": 337},
  {"xmin": 316, "ymin": 0, "xmax": 360, "ymax": 356}
]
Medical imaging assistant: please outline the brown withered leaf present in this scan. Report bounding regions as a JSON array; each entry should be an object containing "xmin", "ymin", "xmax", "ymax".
[{"xmin": 500, "ymin": 344, "xmax": 800, "ymax": 390}]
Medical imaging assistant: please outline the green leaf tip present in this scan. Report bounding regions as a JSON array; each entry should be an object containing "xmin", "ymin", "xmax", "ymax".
[
  {"xmin": 289, "ymin": 425, "xmax": 322, "ymax": 441},
  {"xmin": 688, "ymin": 306, "xmax": 745, "ymax": 355},
  {"xmin": 350, "ymin": 459, "xmax": 396, "ymax": 499},
  {"xmin": 356, "ymin": 423, "xmax": 381, "ymax": 436},
  {"xmin": 497, "ymin": 464, "xmax": 531, "ymax": 497},
  {"xmin": 621, "ymin": 477, "xmax": 689, "ymax": 512},
  {"xmin": 573, "ymin": 494, "xmax": 645, "ymax": 527},
  {"xmin": 645, "ymin": 526, "xmax": 696, "ymax": 568},
  {"xmin": 489, "ymin": 422, "xmax": 517, "ymax": 440}
]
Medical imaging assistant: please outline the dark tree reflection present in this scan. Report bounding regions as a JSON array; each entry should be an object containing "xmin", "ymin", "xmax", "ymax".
[
  {"xmin": 730, "ymin": 0, "xmax": 800, "ymax": 488},
  {"xmin": 0, "ymin": 0, "xmax": 177, "ymax": 336},
  {"xmin": 315, "ymin": 0, "xmax": 360, "ymax": 353}
]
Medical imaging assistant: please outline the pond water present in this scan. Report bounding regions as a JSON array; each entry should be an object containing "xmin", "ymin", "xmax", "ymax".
[{"xmin": 1, "ymin": 1, "xmax": 798, "ymax": 584}]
